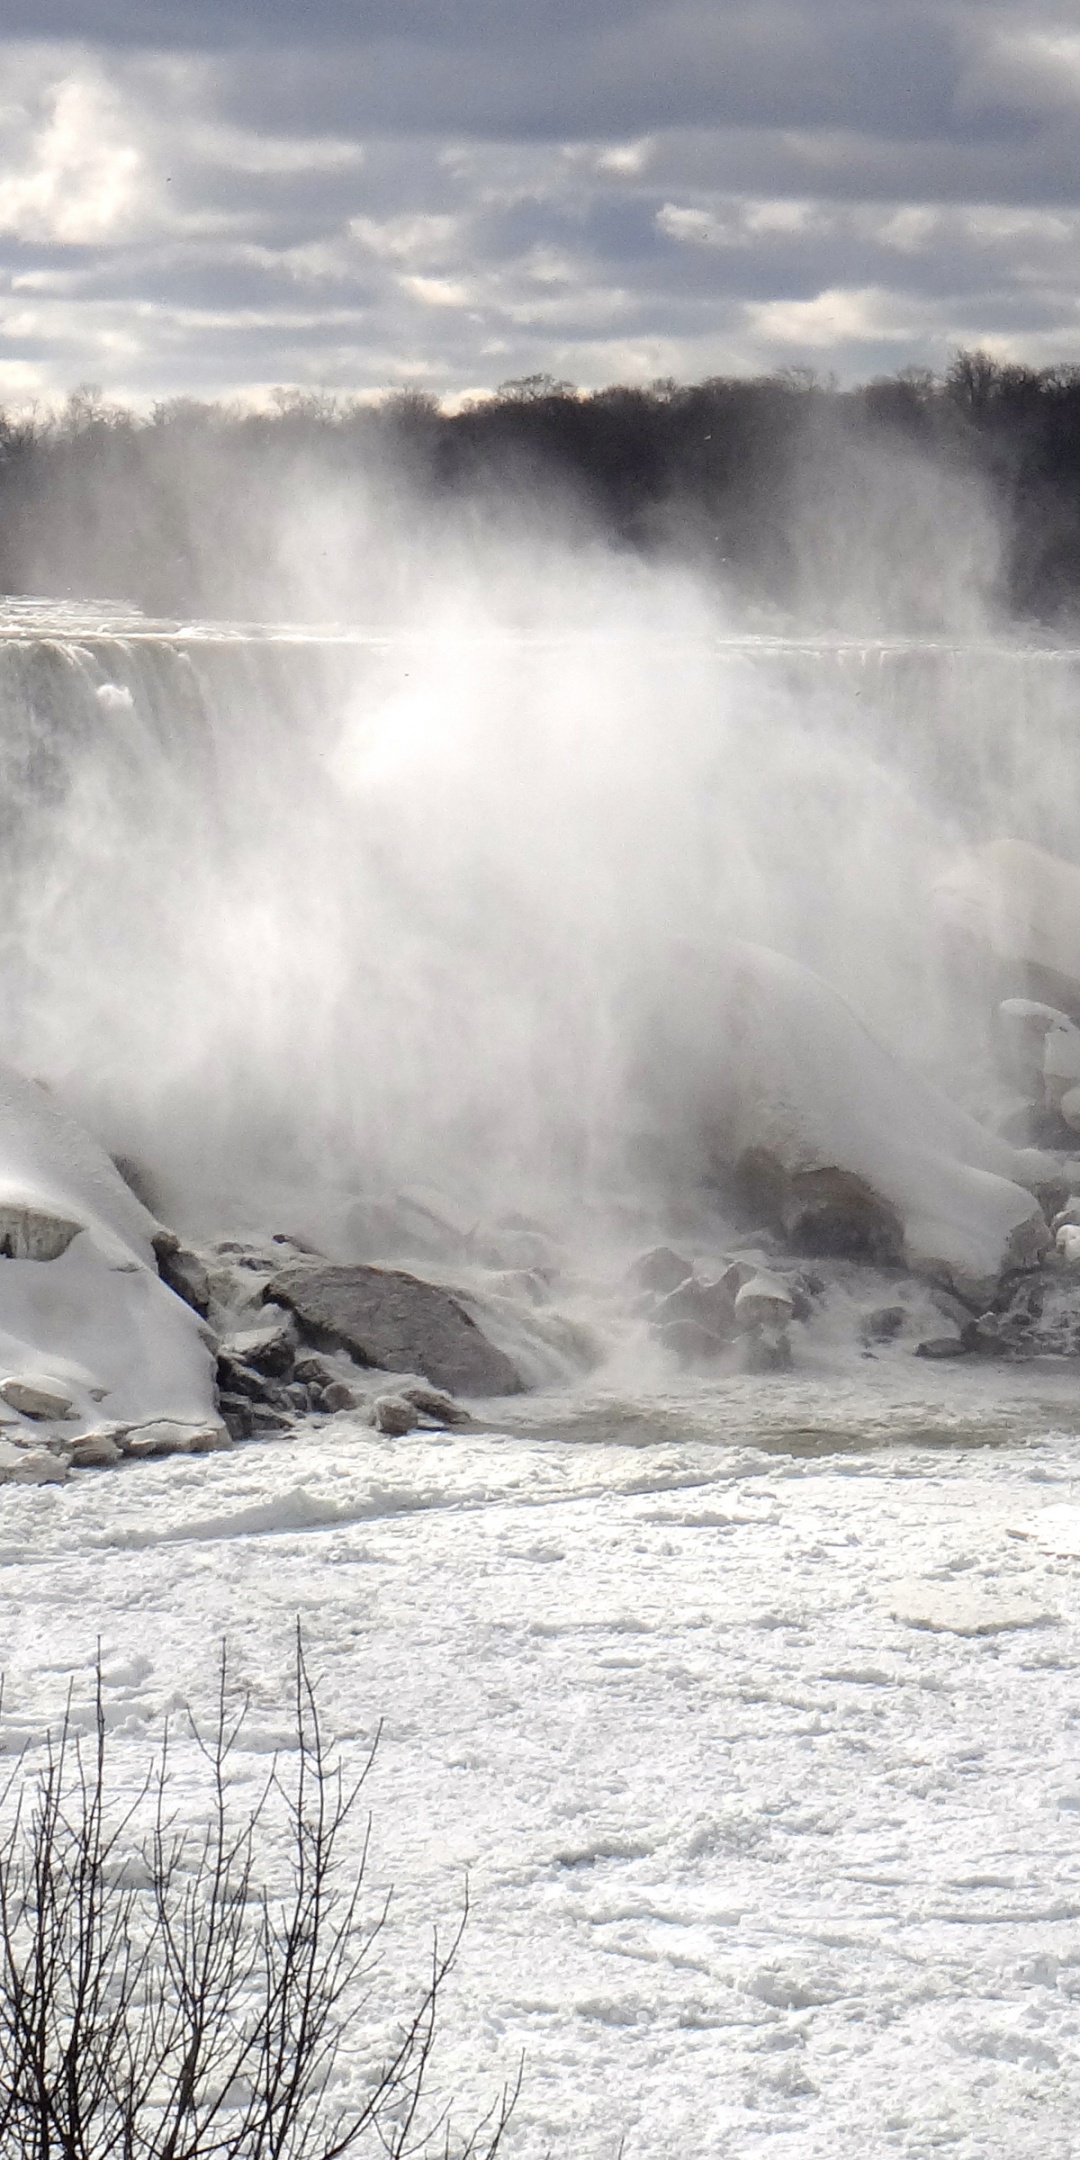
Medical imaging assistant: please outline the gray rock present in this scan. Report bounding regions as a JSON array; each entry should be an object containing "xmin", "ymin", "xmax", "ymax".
[
  {"xmin": 0, "ymin": 1375, "xmax": 75, "ymax": 1420},
  {"xmin": 626, "ymin": 1246, "xmax": 693, "ymax": 1296},
  {"xmin": 249, "ymin": 1406, "xmax": 292, "ymax": 1433},
  {"xmin": 153, "ymin": 1233, "xmax": 211, "ymax": 1318},
  {"xmin": 69, "ymin": 1429, "xmax": 125, "ymax": 1468},
  {"xmin": 218, "ymin": 1394, "xmax": 254, "ymax": 1440},
  {"xmin": 914, "ymin": 1337, "xmax": 970, "ymax": 1360},
  {"xmin": 216, "ymin": 1355, "xmax": 277, "ymax": 1404},
  {"xmin": 654, "ymin": 1316, "xmax": 731, "ymax": 1365},
  {"xmin": 221, "ymin": 1313, "xmax": 296, "ymax": 1378},
  {"xmin": 122, "ymin": 1419, "xmax": 231, "ymax": 1458},
  {"xmin": 653, "ymin": 1271, "xmax": 741, "ymax": 1340},
  {"xmin": 860, "ymin": 1304, "xmax": 907, "ymax": 1341},
  {"xmin": 0, "ymin": 1438, "xmax": 68, "ymax": 1482},
  {"xmin": 266, "ymin": 1264, "xmax": 524, "ymax": 1397},
  {"xmin": 293, "ymin": 1351, "xmax": 342, "ymax": 1391},
  {"xmin": 14, "ymin": 1447, "xmax": 69, "ymax": 1483},
  {"xmin": 779, "ymin": 1167, "xmax": 904, "ymax": 1263},
  {"xmin": 371, "ymin": 1393, "xmax": 418, "ymax": 1436},
  {"xmin": 399, "ymin": 1381, "xmax": 470, "ymax": 1425},
  {"xmin": 929, "ymin": 1283, "xmax": 979, "ymax": 1328},
  {"xmin": 320, "ymin": 1379, "xmax": 362, "ymax": 1414}
]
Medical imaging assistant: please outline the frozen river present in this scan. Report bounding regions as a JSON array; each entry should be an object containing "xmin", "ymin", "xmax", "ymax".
[{"xmin": 2, "ymin": 1372, "xmax": 1080, "ymax": 2159}]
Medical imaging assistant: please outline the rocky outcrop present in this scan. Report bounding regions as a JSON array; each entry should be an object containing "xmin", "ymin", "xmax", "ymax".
[{"xmin": 266, "ymin": 1263, "xmax": 524, "ymax": 1396}]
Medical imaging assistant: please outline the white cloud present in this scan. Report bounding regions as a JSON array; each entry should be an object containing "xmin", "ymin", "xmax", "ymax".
[
  {"xmin": 348, "ymin": 213, "xmax": 463, "ymax": 265},
  {"xmin": 400, "ymin": 274, "xmax": 472, "ymax": 308},
  {"xmin": 960, "ymin": 26, "xmax": 1080, "ymax": 115},
  {"xmin": 746, "ymin": 286, "xmax": 918, "ymax": 349},
  {"xmin": 0, "ymin": 72, "xmax": 142, "ymax": 243},
  {"xmin": 4, "ymin": 12, "xmax": 1080, "ymax": 401},
  {"xmin": 656, "ymin": 202, "xmax": 740, "ymax": 247},
  {"xmin": 594, "ymin": 138, "xmax": 654, "ymax": 176}
]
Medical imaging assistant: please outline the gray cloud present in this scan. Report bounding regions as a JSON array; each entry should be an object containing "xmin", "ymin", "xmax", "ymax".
[{"xmin": 0, "ymin": 4, "xmax": 1078, "ymax": 401}]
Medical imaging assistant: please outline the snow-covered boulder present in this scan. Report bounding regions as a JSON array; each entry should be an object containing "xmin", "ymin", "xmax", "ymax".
[
  {"xmin": 0, "ymin": 1061, "xmax": 219, "ymax": 1460},
  {"xmin": 648, "ymin": 940, "xmax": 1054, "ymax": 1306},
  {"xmin": 734, "ymin": 1271, "xmax": 796, "ymax": 1330},
  {"xmin": 1044, "ymin": 1015, "xmax": 1080, "ymax": 1107},
  {"xmin": 997, "ymin": 998, "xmax": 1072, "ymax": 1093},
  {"xmin": 935, "ymin": 838, "xmax": 1080, "ymax": 1019}
]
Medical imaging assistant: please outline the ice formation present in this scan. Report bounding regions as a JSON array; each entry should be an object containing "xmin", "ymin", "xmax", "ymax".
[{"xmin": 0, "ymin": 1057, "xmax": 217, "ymax": 1460}]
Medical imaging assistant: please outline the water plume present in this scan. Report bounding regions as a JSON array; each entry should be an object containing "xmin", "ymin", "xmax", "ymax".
[{"xmin": 0, "ymin": 447, "xmax": 1076, "ymax": 1263}]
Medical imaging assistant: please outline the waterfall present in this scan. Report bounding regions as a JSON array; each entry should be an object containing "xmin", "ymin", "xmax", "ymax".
[{"xmin": 1, "ymin": 607, "xmax": 1079, "ymax": 1240}]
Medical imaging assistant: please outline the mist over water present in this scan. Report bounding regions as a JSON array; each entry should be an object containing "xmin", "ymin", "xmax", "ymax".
[{"xmin": 2, "ymin": 462, "xmax": 1080, "ymax": 1260}]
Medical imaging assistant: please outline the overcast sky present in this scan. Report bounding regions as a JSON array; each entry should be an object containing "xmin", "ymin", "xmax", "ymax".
[{"xmin": 0, "ymin": 1, "xmax": 1078, "ymax": 405}]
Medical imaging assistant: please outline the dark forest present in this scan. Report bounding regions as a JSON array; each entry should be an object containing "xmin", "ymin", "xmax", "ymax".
[{"xmin": 3, "ymin": 351, "xmax": 1080, "ymax": 628}]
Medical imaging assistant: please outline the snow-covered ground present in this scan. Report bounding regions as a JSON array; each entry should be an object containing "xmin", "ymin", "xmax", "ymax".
[{"xmin": 3, "ymin": 1369, "xmax": 1080, "ymax": 2158}]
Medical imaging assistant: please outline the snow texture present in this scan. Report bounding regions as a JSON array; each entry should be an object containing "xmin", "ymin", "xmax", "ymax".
[{"xmin": 2, "ymin": 1366, "xmax": 1080, "ymax": 2158}]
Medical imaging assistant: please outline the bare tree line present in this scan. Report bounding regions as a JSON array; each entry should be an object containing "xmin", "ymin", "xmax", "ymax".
[{"xmin": 2, "ymin": 353, "xmax": 1079, "ymax": 623}]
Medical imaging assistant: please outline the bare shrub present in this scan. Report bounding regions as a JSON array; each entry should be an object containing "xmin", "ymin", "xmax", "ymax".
[{"xmin": 0, "ymin": 1629, "xmax": 518, "ymax": 2158}]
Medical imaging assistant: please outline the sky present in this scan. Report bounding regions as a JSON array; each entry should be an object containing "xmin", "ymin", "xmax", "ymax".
[{"xmin": 0, "ymin": 1, "xmax": 1079, "ymax": 406}]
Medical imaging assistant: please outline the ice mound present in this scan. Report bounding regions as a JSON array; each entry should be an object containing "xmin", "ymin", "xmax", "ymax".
[
  {"xmin": 0, "ymin": 1061, "xmax": 217, "ymax": 1466},
  {"xmin": 935, "ymin": 837, "xmax": 1080, "ymax": 1019},
  {"xmin": 654, "ymin": 939, "xmax": 1053, "ymax": 1305}
]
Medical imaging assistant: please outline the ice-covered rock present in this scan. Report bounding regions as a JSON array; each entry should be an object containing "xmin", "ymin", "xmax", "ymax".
[
  {"xmin": 649, "ymin": 939, "xmax": 1054, "ymax": 1305},
  {"xmin": 0, "ymin": 1439, "xmax": 68, "ymax": 1484},
  {"xmin": 733, "ymin": 1270, "xmax": 796, "ymax": 1330},
  {"xmin": 1044, "ymin": 1016, "xmax": 1080, "ymax": 1106},
  {"xmin": 1061, "ymin": 1088, "xmax": 1080, "ymax": 1136},
  {"xmin": 0, "ymin": 1058, "xmax": 217, "ymax": 1449},
  {"xmin": 997, "ymin": 998, "xmax": 1069, "ymax": 1092}
]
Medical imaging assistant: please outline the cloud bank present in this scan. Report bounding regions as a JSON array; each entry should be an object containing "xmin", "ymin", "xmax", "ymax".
[{"xmin": 0, "ymin": 3, "xmax": 1078, "ymax": 402}]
